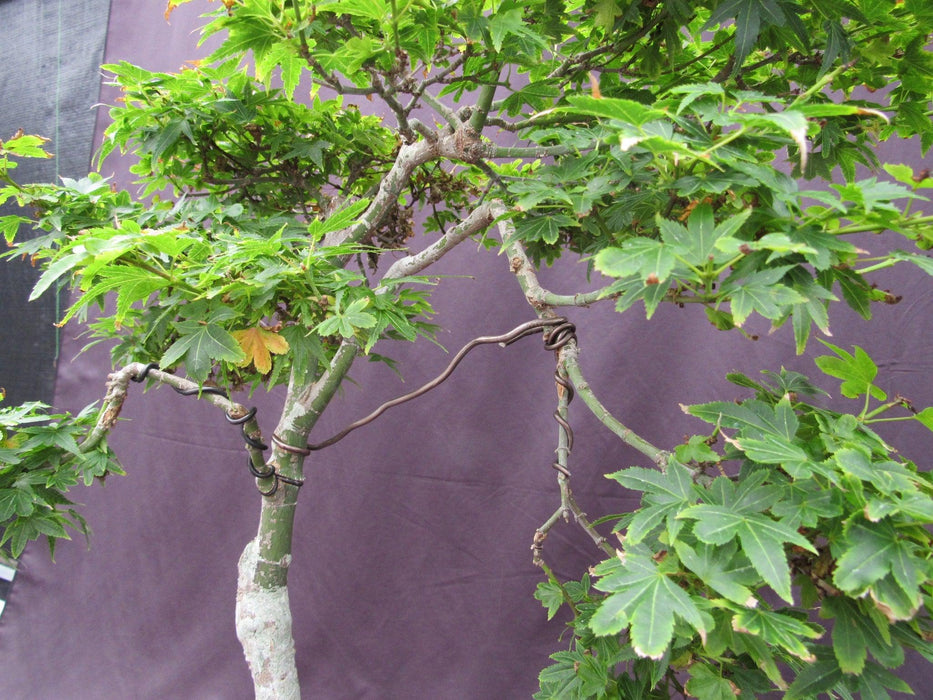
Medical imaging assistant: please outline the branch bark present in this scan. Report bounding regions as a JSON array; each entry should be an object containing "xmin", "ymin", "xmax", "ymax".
[{"xmin": 494, "ymin": 203, "xmax": 670, "ymax": 468}]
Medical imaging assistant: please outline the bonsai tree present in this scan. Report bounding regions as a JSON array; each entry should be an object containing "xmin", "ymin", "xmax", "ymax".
[{"xmin": 2, "ymin": 0, "xmax": 932, "ymax": 696}]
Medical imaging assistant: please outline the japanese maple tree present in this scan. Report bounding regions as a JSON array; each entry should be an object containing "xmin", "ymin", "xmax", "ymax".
[{"xmin": 2, "ymin": 0, "xmax": 933, "ymax": 697}]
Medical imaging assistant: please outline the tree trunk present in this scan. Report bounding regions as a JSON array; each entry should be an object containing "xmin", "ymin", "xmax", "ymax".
[
  {"xmin": 236, "ymin": 534, "xmax": 300, "ymax": 699},
  {"xmin": 234, "ymin": 346, "xmax": 359, "ymax": 696}
]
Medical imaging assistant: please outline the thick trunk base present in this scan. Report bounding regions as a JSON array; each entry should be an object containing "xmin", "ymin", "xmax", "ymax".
[{"xmin": 235, "ymin": 537, "xmax": 300, "ymax": 699}]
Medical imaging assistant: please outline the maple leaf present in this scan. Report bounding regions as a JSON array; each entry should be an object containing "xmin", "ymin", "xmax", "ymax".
[{"xmin": 232, "ymin": 327, "xmax": 290, "ymax": 374}]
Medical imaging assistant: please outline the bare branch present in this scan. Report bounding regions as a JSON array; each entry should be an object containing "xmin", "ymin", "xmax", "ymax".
[
  {"xmin": 80, "ymin": 362, "xmax": 266, "ymax": 471},
  {"xmin": 493, "ymin": 205, "xmax": 619, "ymax": 308},
  {"xmin": 324, "ymin": 138, "xmax": 438, "ymax": 247},
  {"xmin": 380, "ymin": 202, "xmax": 494, "ymax": 281},
  {"xmin": 325, "ymin": 127, "xmax": 490, "ymax": 249},
  {"xmin": 492, "ymin": 203, "xmax": 670, "ymax": 467},
  {"xmin": 560, "ymin": 342, "xmax": 670, "ymax": 468}
]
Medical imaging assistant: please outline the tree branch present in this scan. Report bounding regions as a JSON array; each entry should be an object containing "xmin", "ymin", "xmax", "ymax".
[
  {"xmin": 81, "ymin": 363, "xmax": 265, "ymax": 470},
  {"xmin": 484, "ymin": 143, "xmax": 577, "ymax": 159},
  {"xmin": 325, "ymin": 127, "xmax": 490, "ymax": 249},
  {"xmin": 380, "ymin": 202, "xmax": 494, "ymax": 281},
  {"xmin": 492, "ymin": 203, "xmax": 670, "ymax": 468},
  {"xmin": 419, "ymin": 91, "xmax": 463, "ymax": 132},
  {"xmin": 493, "ymin": 205, "xmax": 619, "ymax": 308},
  {"xmin": 560, "ymin": 343, "xmax": 670, "ymax": 468},
  {"xmin": 469, "ymin": 80, "xmax": 499, "ymax": 132}
]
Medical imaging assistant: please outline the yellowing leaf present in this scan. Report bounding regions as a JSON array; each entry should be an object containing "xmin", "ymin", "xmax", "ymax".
[{"xmin": 232, "ymin": 327, "xmax": 290, "ymax": 374}]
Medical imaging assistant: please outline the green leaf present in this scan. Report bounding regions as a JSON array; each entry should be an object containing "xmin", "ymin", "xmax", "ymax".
[
  {"xmin": 674, "ymin": 435, "xmax": 721, "ymax": 464},
  {"xmin": 721, "ymin": 267, "xmax": 805, "ymax": 326},
  {"xmin": 834, "ymin": 448, "xmax": 915, "ymax": 495},
  {"xmin": 534, "ymin": 581, "xmax": 565, "ymax": 621},
  {"xmin": 890, "ymin": 250, "xmax": 933, "ymax": 276},
  {"xmin": 815, "ymin": 341, "xmax": 886, "ymax": 400},
  {"xmin": 0, "ymin": 488, "xmax": 35, "ymax": 520},
  {"xmin": 659, "ymin": 205, "xmax": 752, "ymax": 265},
  {"xmin": 561, "ymin": 95, "xmax": 664, "ymax": 126},
  {"xmin": 784, "ymin": 656, "xmax": 844, "ymax": 700},
  {"xmin": 488, "ymin": 8, "xmax": 523, "ymax": 52},
  {"xmin": 703, "ymin": 0, "xmax": 763, "ymax": 69},
  {"xmin": 914, "ymin": 406, "xmax": 933, "ymax": 432},
  {"xmin": 607, "ymin": 459, "xmax": 694, "ymax": 501},
  {"xmin": 731, "ymin": 607, "xmax": 822, "ymax": 661},
  {"xmin": 160, "ymin": 321, "xmax": 246, "ymax": 382},
  {"xmin": 594, "ymin": 238, "xmax": 677, "ymax": 284},
  {"xmin": 686, "ymin": 397, "xmax": 797, "ymax": 440},
  {"xmin": 29, "ymin": 252, "xmax": 85, "ymax": 301},
  {"xmin": 822, "ymin": 597, "xmax": 868, "ymax": 674},
  {"xmin": 832, "ymin": 520, "xmax": 911, "ymax": 597},
  {"xmin": 737, "ymin": 434, "xmax": 808, "ymax": 466},
  {"xmin": 591, "ymin": 549, "xmax": 707, "ymax": 658},
  {"xmin": 1, "ymin": 133, "xmax": 52, "ymax": 158},
  {"xmin": 340, "ymin": 297, "xmax": 377, "ymax": 330},
  {"xmin": 679, "ymin": 505, "xmax": 814, "ymax": 602},
  {"xmin": 685, "ymin": 664, "xmax": 737, "ymax": 700},
  {"xmin": 64, "ymin": 265, "xmax": 168, "ymax": 325},
  {"xmin": 673, "ymin": 540, "xmax": 757, "ymax": 606},
  {"xmin": 609, "ymin": 460, "xmax": 696, "ymax": 542},
  {"xmin": 668, "ymin": 82, "xmax": 725, "ymax": 115},
  {"xmin": 513, "ymin": 215, "xmax": 574, "ymax": 245}
]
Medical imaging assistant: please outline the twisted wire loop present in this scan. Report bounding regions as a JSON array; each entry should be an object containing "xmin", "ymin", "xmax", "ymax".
[
  {"xmin": 302, "ymin": 317, "xmax": 574, "ymax": 451},
  {"xmin": 542, "ymin": 321, "xmax": 577, "ymax": 478},
  {"xmin": 130, "ymin": 362, "xmax": 305, "ymax": 495}
]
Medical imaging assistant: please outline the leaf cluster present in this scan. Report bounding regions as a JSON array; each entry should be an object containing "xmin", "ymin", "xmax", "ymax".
[
  {"xmin": 0, "ymin": 396, "xmax": 121, "ymax": 560},
  {"xmin": 537, "ymin": 348, "xmax": 933, "ymax": 698},
  {"xmin": 1, "ymin": 166, "xmax": 436, "ymax": 388}
]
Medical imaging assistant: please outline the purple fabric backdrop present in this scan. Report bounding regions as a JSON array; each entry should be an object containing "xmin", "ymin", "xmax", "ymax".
[{"xmin": 0, "ymin": 2, "xmax": 930, "ymax": 697}]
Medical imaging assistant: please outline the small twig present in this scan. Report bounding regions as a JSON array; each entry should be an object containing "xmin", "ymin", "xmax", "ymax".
[
  {"xmin": 566, "ymin": 491, "xmax": 614, "ymax": 556},
  {"xmin": 493, "ymin": 204, "xmax": 620, "ymax": 308}
]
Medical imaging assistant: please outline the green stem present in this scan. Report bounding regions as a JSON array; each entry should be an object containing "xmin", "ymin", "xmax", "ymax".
[
  {"xmin": 700, "ymin": 125, "xmax": 749, "ymax": 159},
  {"xmin": 290, "ymin": 0, "xmax": 311, "ymax": 58},
  {"xmin": 420, "ymin": 91, "xmax": 461, "ymax": 131},
  {"xmin": 863, "ymin": 400, "xmax": 905, "ymax": 420},
  {"xmin": 789, "ymin": 61, "xmax": 851, "ymax": 109},
  {"xmin": 469, "ymin": 80, "xmax": 498, "ymax": 133},
  {"xmin": 854, "ymin": 259, "xmax": 899, "ymax": 275},
  {"xmin": 833, "ymin": 214, "xmax": 933, "ymax": 236},
  {"xmin": 488, "ymin": 143, "xmax": 577, "ymax": 159},
  {"xmin": 251, "ymin": 342, "xmax": 359, "ymax": 588},
  {"xmin": 561, "ymin": 343, "xmax": 670, "ymax": 467},
  {"xmin": 864, "ymin": 415, "xmax": 919, "ymax": 425},
  {"xmin": 388, "ymin": 0, "xmax": 401, "ymax": 53}
]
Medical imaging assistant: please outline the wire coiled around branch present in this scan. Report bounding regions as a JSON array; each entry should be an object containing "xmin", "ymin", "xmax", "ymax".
[
  {"xmin": 130, "ymin": 362, "xmax": 302, "ymax": 495},
  {"xmin": 543, "ymin": 321, "xmax": 577, "ymax": 477}
]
